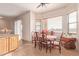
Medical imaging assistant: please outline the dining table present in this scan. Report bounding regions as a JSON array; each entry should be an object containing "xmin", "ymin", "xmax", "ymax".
[
  {"xmin": 47, "ymin": 35, "xmax": 57, "ymax": 40},
  {"xmin": 39, "ymin": 34, "xmax": 58, "ymax": 44}
]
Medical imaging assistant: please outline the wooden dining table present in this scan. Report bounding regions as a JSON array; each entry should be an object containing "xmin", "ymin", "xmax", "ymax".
[{"xmin": 39, "ymin": 34, "xmax": 58, "ymax": 45}]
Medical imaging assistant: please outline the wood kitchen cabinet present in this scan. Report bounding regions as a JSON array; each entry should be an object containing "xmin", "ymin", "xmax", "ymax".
[
  {"xmin": 9, "ymin": 36, "xmax": 19, "ymax": 51},
  {"xmin": 0, "ymin": 35, "xmax": 19, "ymax": 55},
  {"xmin": 0, "ymin": 37, "xmax": 8, "ymax": 55}
]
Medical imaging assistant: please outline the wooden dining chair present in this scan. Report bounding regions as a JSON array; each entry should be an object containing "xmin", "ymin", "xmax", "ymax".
[
  {"xmin": 32, "ymin": 32, "xmax": 40, "ymax": 48},
  {"xmin": 40, "ymin": 33, "xmax": 50, "ymax": 53},
  {"xmin": 52, "ymin": 40, "xmax": 61, "ymax": 54},
  {"xmin": 52, "ymin": 33, "xmax": 63, "ymax": 54},
  {"xmin": 50, "ymin": 31, "xmax": 54, "ymax": 35}
]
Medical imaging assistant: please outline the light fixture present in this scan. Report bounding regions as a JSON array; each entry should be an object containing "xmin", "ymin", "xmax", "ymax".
[{"xmin": 36, "ymin": 3, "xmax": 49, "ymax": 8}]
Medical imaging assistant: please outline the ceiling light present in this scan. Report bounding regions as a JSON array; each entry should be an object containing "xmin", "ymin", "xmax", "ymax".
[{"xmin": 36, "ymin": 3, "xmax": 49, "ymax": 8}]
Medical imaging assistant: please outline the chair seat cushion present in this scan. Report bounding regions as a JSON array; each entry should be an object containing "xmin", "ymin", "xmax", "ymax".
[
  {"xmin": 42, "ymin": 41, "xmax": 50, "ymax": 44},
  {"xmin": 54, "ymin": 41, "xmax": 59, "ymax": 45}
]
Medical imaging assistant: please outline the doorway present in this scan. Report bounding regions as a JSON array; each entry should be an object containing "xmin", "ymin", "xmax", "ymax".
[{"xmin": 14, "ymin": 20, "xmax": 22, "ymax": 40}]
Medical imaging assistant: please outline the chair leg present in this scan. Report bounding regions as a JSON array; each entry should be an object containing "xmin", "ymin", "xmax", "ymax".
[
  {"xmin": 34, "ymin": 41, "xmax": 36, "ymax": 48},
  {"xmin": 49, "ymin": 45, "xmax": 52, "ymax": 53},
  {"xmin": 46, "ymin": 44, "xmax": 48, "ymax": 53},
  {"xmin": 38, "ymin": 42, "xmax": 40, "ymax": 49},
  {"xmin": 39, "ymin": 42, "xmax": 42, "ymax": 50},
  {"xmin": 41, "ymin": 43, "xmax": 43, "ymax": 50},
  {"xmin": 59, "ymin": 46, "xmax": 61, "ymax": 54},
  {"xmin": 39, "ymin": 43, "xmax": 42, "ymax": 50}
]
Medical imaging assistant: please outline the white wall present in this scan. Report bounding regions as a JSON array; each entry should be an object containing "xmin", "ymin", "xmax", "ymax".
[
  {"xmin": 22, "ymin": 11, "xmax": 31, "ymax": 41},
  {"xmin": 76, "ymin": 4, "xmax": 79, "ymax": 51},
  {"xmin": 77, "ymin": 4, "xmax": 79, "ymax": 34},
  {"xmin": 20, "ymin": 11, "xmax": 36, "ymax": 41},
  {"xmin": 62, "ymin": 14, "xmax": 69, "ymax": 33}
]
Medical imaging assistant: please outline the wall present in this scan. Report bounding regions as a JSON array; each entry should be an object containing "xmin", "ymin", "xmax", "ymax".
[
  {"xmin": 0, "ymin": 17, "xmax": 15, "ymax": 34},
  {"xmin": 77, "ymin": 4, "xmax": 79, "ymax": 35},
  {"xmin": 62, "ymin": 14, "xmax": 69, "ymax": 33},
  {"xmin": 21, "ymin": 11, "xmax": 30, "ymax": 41},
  {"xmin": 76, "ymin": 4, "xmax": 79, "ymax": 51},
  {"xmin": 0, "ymin": 19, "xmax": 7, "ymax": 29},
  {"xmin": 16, "ymin": 11, "xmax": 37, "ymax": 41},
  {"xmin": 6, "ymin": 18, "xmax": 15, "ymax": 34}
]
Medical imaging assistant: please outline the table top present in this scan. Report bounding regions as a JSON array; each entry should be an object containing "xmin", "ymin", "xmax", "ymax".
[
  {"xmin": 47, "ymin": 35, "xmax": 57, "ymax": 38},
  {"xmin": 47, "ymin": 35, "xmax": 57, "ymax": 40}
]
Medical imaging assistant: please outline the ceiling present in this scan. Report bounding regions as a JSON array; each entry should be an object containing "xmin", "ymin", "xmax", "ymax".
[{"xmin": 0, "ymin": 3, "xmax": 69, "ymax": 17}]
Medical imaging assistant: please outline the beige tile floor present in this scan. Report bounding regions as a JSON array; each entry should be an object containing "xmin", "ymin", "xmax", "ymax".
[{"xmin": 4, "ymin": 41, "xmax": 79, "ymax": 56}]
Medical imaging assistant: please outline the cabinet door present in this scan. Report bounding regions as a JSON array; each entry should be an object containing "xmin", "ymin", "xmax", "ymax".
[
  {"xmin": 9, "ymin": 36, "xmax": 19, "ymax": 51},
  {"xmin": 0, "ymin": 36, "xmax": 19, "ymax": 55},
  {"xmin": 0, "ymin": 37, "xmax": 8, "ymax": 55}
]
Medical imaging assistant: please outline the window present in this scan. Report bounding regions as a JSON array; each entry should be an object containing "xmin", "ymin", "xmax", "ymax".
[
  {"xmin": 41, "ymin": 19, "xmax": 47, "ymax": 30},
  {"xmin": 47, "ymin": 16, "xmax": 62, "ymax": 33},
  {"xmin": 35, "ymin": 20, "xmax": 41, "ymax": 32},
  {"xmin": 68, "ymin": 11, "xmax": 77, "ymax": 33}
]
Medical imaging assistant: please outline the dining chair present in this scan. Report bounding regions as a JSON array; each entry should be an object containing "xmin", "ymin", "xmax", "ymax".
[
  {"xmin": 52, "ymin": 40, "xmax": 61, "ymax": 54},
  {"xmin": 32, "ymin": 32, "xmax": 40, "ymax": 48},
  {"xmin": 40, "ymin": 32, "xmax": 51, "ymax": 53},
  {"xmin": 52, "ymin": 33, "xmax": 63, "ymax": 54},
  {"xmin": 50, "ymin": 31, "xmax": 54, "ymax": 35}
]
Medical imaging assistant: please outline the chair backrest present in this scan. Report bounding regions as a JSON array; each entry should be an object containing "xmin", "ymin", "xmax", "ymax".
[
  {"xmin": 50, "ymin": 31, "xmax": 54, "ymax": 35},
  {"xmin": 58, "ymin": 33, "xmax": 63, "ymax": 45},
  {"xmin": 60, "ymin": 33, "xmax": 63, "ymax": 40},
  {"xmin": 41, "ymin": 31, "xmax": 47, "ymax": 42},
  {"xmin": 33, "ymin": 32, "xmax": 39, "ymax": 41}
]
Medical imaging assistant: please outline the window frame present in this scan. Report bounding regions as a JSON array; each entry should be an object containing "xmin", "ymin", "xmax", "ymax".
[
  {"xmin": 68, "ymin": 11, "xmax": 77, "ymax": 33},
  {"xmin": 35, "ymin": 20, "xmax": 41, "ymax": 32},
  {"xmin": 47, "ymin": 16, "xmax": 63, "ymax": 33}
]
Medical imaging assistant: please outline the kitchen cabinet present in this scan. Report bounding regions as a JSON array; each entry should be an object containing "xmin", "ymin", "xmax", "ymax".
[{"xmin": 0, "ymin": 35, "xmax": 19, "ymax": 55}]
